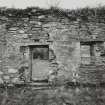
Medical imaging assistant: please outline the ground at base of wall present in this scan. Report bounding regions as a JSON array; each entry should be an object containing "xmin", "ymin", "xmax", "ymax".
[{"xmin": 0, "ymin": 86, "xmax": 104, "ymax": 105}]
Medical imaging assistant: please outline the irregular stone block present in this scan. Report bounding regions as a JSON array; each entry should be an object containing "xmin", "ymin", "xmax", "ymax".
[
  {"xmin": 11, "ymin": 77, "xmax": 19, "ymax": 83},
  {"xmin": 18, "ymin": 30, "xmax": 25, "ymax": 34},
  {"xmin": 0, "ymin": 77, "xmax": 3, "ymax": 84},
  {"xmin": 0, "ymin": 71, "xmax": 3, "ymax": 75},
  {"xmin": 3, "ymin": 75, "xmax": 10, "ymax": 83},
  {"xmin": 8, "ymin": 68, "xmax": 18, "ymax": 73}
]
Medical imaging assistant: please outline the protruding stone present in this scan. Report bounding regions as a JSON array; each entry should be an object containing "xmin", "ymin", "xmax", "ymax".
[
  {"xmin": 11, "ymin": 77, "xmax": 19, "ymax": 83},
  {"xmin": 3, "ymin": 75, "xmax": 10, "ymax": 83},
  {"xmin": 75, "ymin": 87, "xmax": 80, "ymax": 93},
  {"xmin": 9, "ymin": 27, "xmax": 17, "ymax": 31},
  {"xmin": 38, "ymin": 15, "xmax": 45, "ymax": 19},
  {"xmin": 18, "ymin": 30, "xmax": 25, "ymax": 34},
  {"xmin": 0, "ymin": 71, "xmax": 3, "ymax": 75},
  {"xmin": 22, "ymin": 34, "xmax": 28, "ymax": 38},
  {"xmin": 8, "ymin": 68, "xmax": 18, "ymax": 73},
  {"xmin": 0, "ymin": 78, "xmax": 3, "ymax": 84},
  {"xmin": 3, "ymin": 75, "xmax": 10, "ymax": 80}
]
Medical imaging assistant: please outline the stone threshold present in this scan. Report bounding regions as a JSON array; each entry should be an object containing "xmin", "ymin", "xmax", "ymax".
[{"xmin": 0, "ymin": 81, "xmax": 105, "ymax": 89}]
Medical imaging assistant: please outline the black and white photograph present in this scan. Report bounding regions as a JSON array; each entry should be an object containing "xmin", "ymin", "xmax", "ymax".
[{"xmin": 0, "ymin": 0, "xmax": 105, "ymax": 104}]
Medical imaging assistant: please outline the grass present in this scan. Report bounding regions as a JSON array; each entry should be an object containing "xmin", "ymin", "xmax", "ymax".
[{"xmin": 0, "ymin": 85, "xmax": 104, "ymax": 105}]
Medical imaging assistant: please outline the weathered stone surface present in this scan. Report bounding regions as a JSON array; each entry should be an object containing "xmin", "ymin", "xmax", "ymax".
[
  {"xmin": 0, "ymin": 71, "xmax": 3, "ymax": 75},
  {"xmin": 3, "ymin": 75, "xmax": 10, "ymax": 82},
  {"xmin": 11, "ymin": 77, "xmax": 20, "ymax": 83},
  {"xmin": 0, "ymin": 78, "xmax": 3, "ymax": 84},
  {"xmin": 0, "ymin": 9, "xmax": 105, "ymax": 84},
  {"xmin": 8, "ymin": 68, "xmax": 18, "ymax": 73}
]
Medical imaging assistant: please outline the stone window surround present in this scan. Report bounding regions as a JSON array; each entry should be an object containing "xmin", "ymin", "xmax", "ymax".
[
  {"xmin": 20, "ymin": 43, "xmax": 55, "ymax": 81},
  {"xmin": 80, "ymin": 41, "xmax": 104, "ymax": 65}
]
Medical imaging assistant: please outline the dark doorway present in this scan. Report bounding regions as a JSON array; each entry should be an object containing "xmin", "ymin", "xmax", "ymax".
[{"xmin": 30, "ymin": 45, "xmax": 49, "ymax": 81}]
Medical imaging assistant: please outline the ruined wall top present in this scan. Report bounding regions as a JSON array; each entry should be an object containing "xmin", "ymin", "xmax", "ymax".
[
  {"xmin": 0, "ymin": 7, "xmax": 105, "ymax": 41},
  {"xmin": 0, "ymin": 6, "xmax": 105, "ymax": 22}
]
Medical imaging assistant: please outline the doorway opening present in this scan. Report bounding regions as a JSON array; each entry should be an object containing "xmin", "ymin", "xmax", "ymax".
[{"xmin": 30, "ymin": 45, "xmax": 49, "ymax": 81}]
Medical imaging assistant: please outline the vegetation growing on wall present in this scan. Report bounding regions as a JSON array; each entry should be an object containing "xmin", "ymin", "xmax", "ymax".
[{"xmin": 0, "ymin": 6, "xmax": 105, "ymax": 22}]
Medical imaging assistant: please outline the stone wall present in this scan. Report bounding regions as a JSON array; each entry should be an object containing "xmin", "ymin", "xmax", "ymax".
[{"xmin": 0, "ymin": 12, "xmax": 105, "ymax": 84}]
